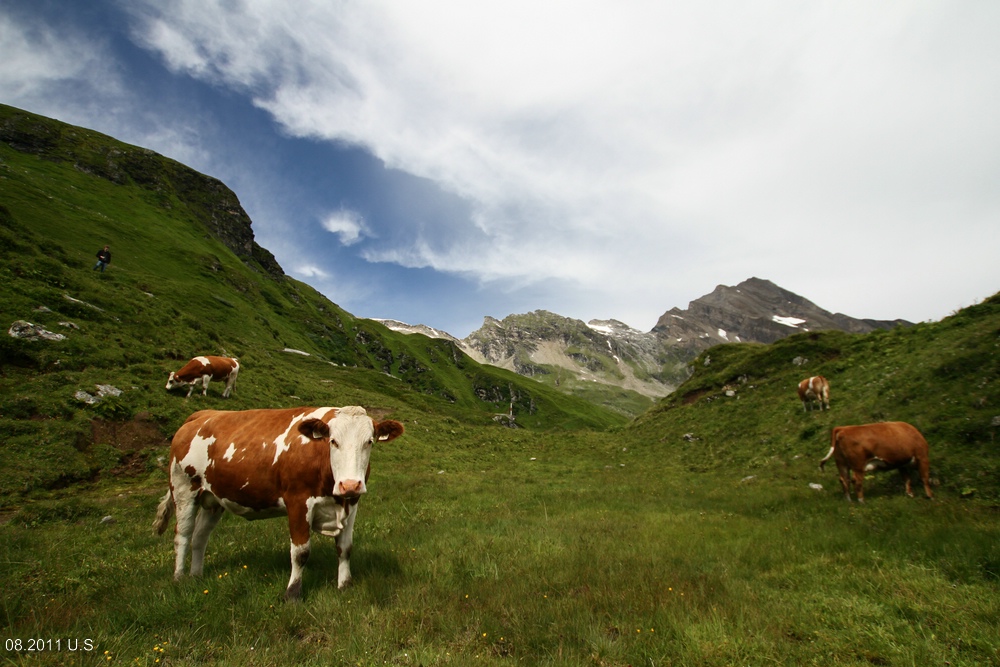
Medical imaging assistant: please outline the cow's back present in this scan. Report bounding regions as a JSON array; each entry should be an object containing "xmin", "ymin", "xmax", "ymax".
[
  {"xmin": 834, "ymin": 421, "xmax": 928, "ymax": 463},
  {"xmin": 202, "ymin": 356, "xmax": 237, "ymax": 379},
  {"xmin": 170, "ymin": 407, "xmax": 337, "ymax": 512},
  {"xmin": 171, "ymin": 407, "xmax": 332, "ymax": 462},
  {"xmin": 175, "ymin": 356, "xmax": 237, "ymax": 382}
]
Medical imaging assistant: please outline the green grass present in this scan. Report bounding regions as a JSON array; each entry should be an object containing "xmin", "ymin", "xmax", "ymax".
[
  {"xmin": 2, "ymin": 103, "xmax": 1000, "ymax": 666},
  {"xmin": 2, "ymin": 428, "xmax": 998, "ymax": 666}
]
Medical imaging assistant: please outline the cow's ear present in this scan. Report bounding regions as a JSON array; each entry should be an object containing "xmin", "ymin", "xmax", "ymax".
[
  {"xmin": 298, "ymin": 418, "xmax": 331, "ymax": 441},
  {"xmin": 374, "ymin": 420, "xmax": 404, "ymax": 442}
]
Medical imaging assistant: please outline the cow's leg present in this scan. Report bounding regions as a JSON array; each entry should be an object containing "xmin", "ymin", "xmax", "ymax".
[
  {"xmin": 899, "ymin": 468, "xmax": 915, "ymax": 498},
  {"xmin": 852, "ymin": 469, "xmax": 866, "ymax": 503},
  {"xmin": 172, "ymin": 493, "xmax": 199, "ymax": 579},
  {"xmin": 336, "ymin": 504, "xmax": 359, "ymax": 589},
  {"xmin": 917, "ymin": 457, "xmax": 934, "ymax": 500},
  {"xmin": 189, "ymin": 502, "xmax": 225, "ymax": 577},
  {"xmin": 201, "ymin": 376, "xmax": 211, "ymax": 397},
  {"xmin": 185, "ymin": 383, "xmax": 195, "ymax": 399},
  {"xmin": 222, "ymin": 370, "xmax": 237, "ymax": 398},
  {"xmin": 835, "ymin": 461, "xmax": 852, "ymax": 501},
  {"xmin": 284, "ymin": 500, "xmax": 312, "ymax": 601}
]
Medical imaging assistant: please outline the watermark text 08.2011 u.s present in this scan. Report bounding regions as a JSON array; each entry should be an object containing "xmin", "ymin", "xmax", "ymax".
[{"xmin": 5, "ymin": 638, "xmax": 96, "ymax": 652}]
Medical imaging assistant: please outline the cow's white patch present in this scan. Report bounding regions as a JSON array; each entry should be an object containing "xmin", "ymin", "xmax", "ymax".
[
  {"xmin": 865, "ymin": 457, "xmax": 891, "ymax": 472},
  {"xmin": 176, "ymin": 433, "xmax": 216, "ymax": 479},
  {"xmin": 307, "ymin": 496, "xmax": 348, "ymax": 537},
  {"xmin": 273, "ymin": 407, "xmax": 333, "ymax": 464},
  {"xmin": 223, "ymin": 443, "xmax": 236, "ymax": 462}
]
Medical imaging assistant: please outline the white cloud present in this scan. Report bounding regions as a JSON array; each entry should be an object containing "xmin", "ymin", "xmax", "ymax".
[
  {"xmin": 321, "ymin": 208, "xmax": 370, "ymax": 246},
  {"xmin": 293, "ymin": 264, "xmax": 329, "ymax": 280},
  {"xmin": 0, "ymin": 12, "xmax": 121, "ymax": 113},
  {"xmin": 8, "ymin": 0, "xmax": 1000, "ymax": 329}
]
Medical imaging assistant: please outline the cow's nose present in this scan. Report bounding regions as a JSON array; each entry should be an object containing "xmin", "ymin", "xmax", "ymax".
[{"xmin": 337, "ymin": 479, "xmax": 364, "ymax": 498}]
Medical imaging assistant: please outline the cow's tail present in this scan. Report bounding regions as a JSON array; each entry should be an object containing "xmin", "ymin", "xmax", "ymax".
[
  {"xmin": 819, "ymin": 429, "xmax": 838, "ymax": 470},
  {"xmin": 152, "ymin": 490, "xmax": 174, "ymax": 535}
]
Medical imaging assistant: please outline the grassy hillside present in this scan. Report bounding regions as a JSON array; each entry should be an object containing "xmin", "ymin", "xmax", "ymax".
[
  {"xmin": 631, "ymin": 294, "xmax": 1000, "ymax": 500},
  {"xmin": 0, "ymin": 104, "xmax": 624, "ymax": 502}
]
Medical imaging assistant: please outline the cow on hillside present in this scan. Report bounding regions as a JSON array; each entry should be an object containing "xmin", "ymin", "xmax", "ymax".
[
  {"xmin": 797, "ymin": 375, "xmax": 830, "ymax": 411},
  {"xmin": 819, "ymin": 421, "xmax": 933, "ymax": 502},
  {"xmin": 166, "ymin": 356, "xmax": 240, "ymax": 398},
  {"xmin": 153, "ymin": 406, "xmax": 404, "ymax": 601}
]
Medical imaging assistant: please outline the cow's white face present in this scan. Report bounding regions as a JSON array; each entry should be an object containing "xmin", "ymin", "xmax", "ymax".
[
  {"xmin": 327, "ymin": 408, "xmax": 378, "ymax": 498},
  {"xmin": 165, "ymin": 372, "xmax": 183, "ymax": 390}
]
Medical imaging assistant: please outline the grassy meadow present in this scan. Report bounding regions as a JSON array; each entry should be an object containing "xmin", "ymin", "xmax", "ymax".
[
  {"xmin": 2, "ymin": 423, "xmax": 999, "ymax": 666},
  {"xmin": 2, "ymin": 105, "xmax": 999, "ymax": 666}
]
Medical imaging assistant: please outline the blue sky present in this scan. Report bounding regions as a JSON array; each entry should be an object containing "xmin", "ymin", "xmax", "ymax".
[{"xmin": 2, "ymin": 1, "xmax": 998, "ymax": 337}]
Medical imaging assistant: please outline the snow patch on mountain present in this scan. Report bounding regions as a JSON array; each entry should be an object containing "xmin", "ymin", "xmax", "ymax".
[{"xmin": 772, "ymin": 315, "xmax": 807, "ymax": 328}]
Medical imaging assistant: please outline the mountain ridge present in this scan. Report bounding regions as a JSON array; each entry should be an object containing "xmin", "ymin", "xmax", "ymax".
[{"xmin": 377, "ymin": 278, "xmax": 911, "ymax": 413}]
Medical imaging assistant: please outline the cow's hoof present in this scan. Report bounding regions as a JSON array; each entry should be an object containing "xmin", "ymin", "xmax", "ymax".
[{"xmin": 284, "ymin": 581, "xmax": 303, "ymax": 602}]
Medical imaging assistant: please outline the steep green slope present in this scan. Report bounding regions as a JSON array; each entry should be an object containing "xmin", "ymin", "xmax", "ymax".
[
  {"xmin": 0, "ymin": 104, "xmax": 624, "ymax": 502},
  {"xmin": 629, "ymin": 293, "xmax": 1000, "ymax": 499}
]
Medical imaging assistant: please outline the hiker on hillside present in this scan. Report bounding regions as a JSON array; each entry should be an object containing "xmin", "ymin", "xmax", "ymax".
[{"xmin": 92, "ymin": 245, "xmax": 111, "ymax": 272}]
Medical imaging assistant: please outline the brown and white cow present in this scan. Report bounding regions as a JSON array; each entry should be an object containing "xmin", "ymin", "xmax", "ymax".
[
  {"xmin": 819, "ymin": 421, "xmax": 933, "ymax": 503},
  {"xmin": 153, "ymin": 406, "xmax": 404, "ymax": 600},
  {"xmin": 166, "ymin": 356, "xmax": 240, "ymax": 398},
  {"xmin": 797, "ymin": 375, "xmax": 830, "ymax": 411}
]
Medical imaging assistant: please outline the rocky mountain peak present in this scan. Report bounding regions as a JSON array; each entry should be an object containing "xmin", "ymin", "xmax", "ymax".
[
  {"xmin": 375, "ymin": 277, "xmax": 910, "ymax": 413},
  {"xmin": 652, "ymin": 277, "xmax": 908, "ymax": 350}
]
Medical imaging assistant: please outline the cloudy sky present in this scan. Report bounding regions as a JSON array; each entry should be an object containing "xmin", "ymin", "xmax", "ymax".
[{"xmin": 3, "ymin": 1, "xmax": 998, "ymax": 337}]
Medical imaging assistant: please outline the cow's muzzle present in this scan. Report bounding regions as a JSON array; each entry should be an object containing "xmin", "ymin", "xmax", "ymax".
[{"xmin": 336, "ymin": 479, "xmax": 364, "ymax": 498}]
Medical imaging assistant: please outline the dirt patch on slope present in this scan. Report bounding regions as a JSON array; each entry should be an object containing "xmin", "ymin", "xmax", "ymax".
[{"xmin": 91, "ymin": 412, "xmax": 169, "ymax": 451}]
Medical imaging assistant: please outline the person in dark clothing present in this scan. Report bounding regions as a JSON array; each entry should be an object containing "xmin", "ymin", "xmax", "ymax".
[{"xmin": 93, "ymin": 245, "xmax": 111, "ymax": 272}]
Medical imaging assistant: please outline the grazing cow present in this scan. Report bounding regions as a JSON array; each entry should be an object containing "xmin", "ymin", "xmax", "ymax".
[
  {"xmin": 153, "ymin": 406, "xmax": 404, "ymax": 600},
  {"xmin": 797, "ymin": 375, "xmax": 830, "ymax": 411},
  {"xmin": 819, "ymin": 421, "xmax": 933, "ymax": 503},
  {"xmin": 166, "ymin": 356, "xmax": 240, "ymax": 398}
]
